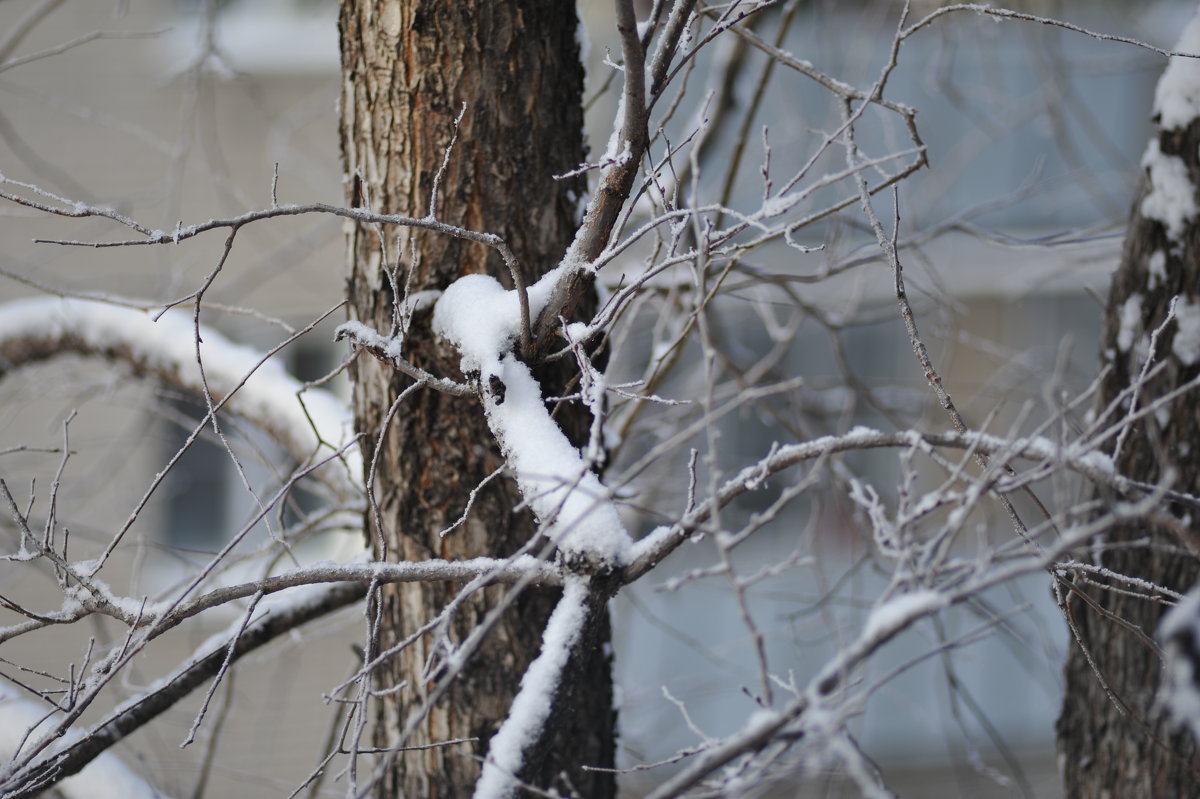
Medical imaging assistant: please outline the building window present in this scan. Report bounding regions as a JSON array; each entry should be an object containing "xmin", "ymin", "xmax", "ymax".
[{"xmin": 160, "ymin": 337, "xmax": 341, "ymax": 555}]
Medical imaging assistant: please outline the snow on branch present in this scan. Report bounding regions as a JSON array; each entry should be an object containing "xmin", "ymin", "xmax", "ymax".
[
  {"xmin": 1155, "ymin": 9, "xmax": 1200, "ymax": 130},
  {"xmin": 0, "ymin": 683, "xmax": 167, "ymax": 799},
  {"xmin": 485, "ymin": 354, "xmax": 632, "ymax": 566},
  {"xmin": 0, "ymin": 297, "xmax": 360, "ymax": 503},
  {"xmin": 1137, "ymin": 8, "xmax": 1200, "ymax": 247},
  {"xmin": 624, "ymin": 426, "xmax": 1143, "ymax": 582},
  {"xmin": 0, "ymin": 579, "xmax": 365, "ymax": 799},
  {"xmin": 431, "ymin": 271, "xmax": 560, "ymax": 378},
  {"xmin": 1160, "ymin": 587, "xmax": 1200, "ymax": 743},
  {"xmin": 526, "ymin": 0, "xmax": 691, "ymax": 351},
  {"xmin": 433, "ymin": 273, "xmax": 632, "ymax": 567},
  {"xmin": 334, "ymin": 320, "xmax": 473, "ymax": 396},
  {"xmin": 0, "ymin": 505, "xmax": 559, "ymax": 795},
  {"xmin": 671, "ymin": 478, "xmax": 1180, "ymax": 795},
  {"xmin": 641, "ymin": 590, "xmax": 945, "ymax": 799},
  {"xmin": 474, "ymin": 577, "xmax": 592, "ymax": 799},
  {"xmin": 3, "ymin": 1, "xmax": 1193, "ymax": 795},
  {"xmin": 0, "ymin": 555, "xmax": 560, "ymax": 647}
]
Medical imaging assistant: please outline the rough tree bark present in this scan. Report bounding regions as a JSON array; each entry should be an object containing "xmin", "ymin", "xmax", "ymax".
[
  {"xmin": 1057, "ymin": 50, "xmax": 1200, "ymax": 797},
  {"xmin": 337, "ymin": 2, "xmax": 614, "ymax": 796}
]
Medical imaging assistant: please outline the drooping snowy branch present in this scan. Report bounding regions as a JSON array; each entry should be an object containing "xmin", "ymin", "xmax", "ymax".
[{"xmin": 0, "ymin": 297, "xmax": 360, "ymax": 504}]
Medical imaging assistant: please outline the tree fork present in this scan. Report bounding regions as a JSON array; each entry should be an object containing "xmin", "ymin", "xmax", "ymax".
[{"xmin": 337, "ymin": 1, "xmax": 613, "ymax": 795}]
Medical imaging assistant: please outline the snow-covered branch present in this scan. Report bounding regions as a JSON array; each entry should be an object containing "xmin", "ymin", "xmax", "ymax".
[
  {"xmin": 0, "ymin": 684, "xmax": 167, "ymax": 799},
  {"xmin": 0, "ymin": 297, "xmax": 360, "ymax": 504},
  {"xmin": 474, "ymin": 577, "xmax": 594, "ymax": 799},
  {"xmin": 0, "ymin": 580, "xmax": 364, "ymax": 799},
  {"xmin": 623, "ymin": 426, "xmax": 1155, "ymax": 582},
  {"xmin": 433, "ymin": 272, "xmax": 633, "ymax": 567}
]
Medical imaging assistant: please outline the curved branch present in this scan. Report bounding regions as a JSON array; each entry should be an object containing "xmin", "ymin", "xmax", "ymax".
[{"xmin": 0, "ymin": 297, "xmax": 361, "ymax": 502}]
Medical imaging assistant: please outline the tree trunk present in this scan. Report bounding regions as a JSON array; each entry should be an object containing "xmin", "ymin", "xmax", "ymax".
[
  {"xmin": 336, "ymin": 2, "xmax": 615, "ymax": 796},
  {"xmin": 1057, "ymin": 54, "xmax": 1200, "ymax": 796}
]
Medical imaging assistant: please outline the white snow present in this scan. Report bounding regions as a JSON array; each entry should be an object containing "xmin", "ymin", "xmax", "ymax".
[
  {"xmin": 335, "ymin": 319, "xmax": 403, "ymax": 362},
  {"xmin": 0, "ymin": 683, "xmax": 169, "ymax": 799},
  {"xmin": 474, "ymin": 578, "xmax": 589, "ymax": 799},
  {"xmin": 565, "ymin": 321, "xmax": 589, "ymax": 343},
  {"xmin": 433, "ymin": 271, "xmax": 632, "ymax": 564},
  {"xmin": 1155, "ymin": 10, "xmax": 1200, "ymax": 131},
  {"xmin": 432, "ymin": 274, "xmax": 520, "ymax": 376},
  {"xmin": 0, "ymin": 297, "xmax": 361, "ymax": 511},
  {"xmin": 485, "ymin": 354, "xmax": 631, "ymax": 563},
  {"xmin": 602, "ymin": 93, "xmax": 628, "ymax": 165},
  {"xmin": 1117, "ymin": 294, "xmax": 1144, "ymax": 353},
  {"xmin": 431, "ymin": 270, "xmax": 562, "ymax": 378},
  {"xmin": 1149, "ymin": 250, "xmax": 1168, "ymax": 290},
  {"xmin": 1073, "ymin": 449, "xmax": 1115, "ymax": 476},
  {"xmin": 758, "ymin": 194, "xmax": 795, "ymax": 221},
  {"xmin": 1141, "ymin": 140, "xmax": 1198, "ymax": 242},
  {"xmin": 862, "ymin": 589, "xmax": 943, "ymax": 642},
  {"xmin": 845, "ymin": 425, "xmax": 882, "ymax": 443},
  {"xmin": 1173, "ymin": 295, "xmax": 1200, "ymax": 365},
  {"xmin": 63, "ymin": 573, "xmax": 170, "ymax": 625},
  {"xmin": 1159, "ymin": 588, "xmax": 1200, "ymax": 743}
]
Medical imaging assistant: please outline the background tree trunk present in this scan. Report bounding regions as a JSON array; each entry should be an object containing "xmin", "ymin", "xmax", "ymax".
[
  {"xmin": 337, "ymin": 2, "xmax": 614, "ymax": 795},
  {"xmin": 1057, "ymin": 90, "xmax": 1200, "ymax": 796}
]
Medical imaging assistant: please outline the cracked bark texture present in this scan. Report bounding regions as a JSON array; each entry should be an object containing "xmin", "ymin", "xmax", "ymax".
[
  {"xmin": 1057, "ymin": 112, "xmax": 1200, "ymax": 795},
  {"xmin": 337, "ymin": 2, "xmax": 614, "ymax": 796}
]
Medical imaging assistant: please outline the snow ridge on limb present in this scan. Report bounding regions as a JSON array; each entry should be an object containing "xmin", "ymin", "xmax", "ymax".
[
  {"xmin": 433, "ymin": 273, "xmax": 632, "ymax": 567},
  {"xmin": 473, "ymin": 577, "xmax": 591, "ymax": 799},
  {"xmin": 484, "ymin": 354, "xmax": 631, "ymax": 565}
]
